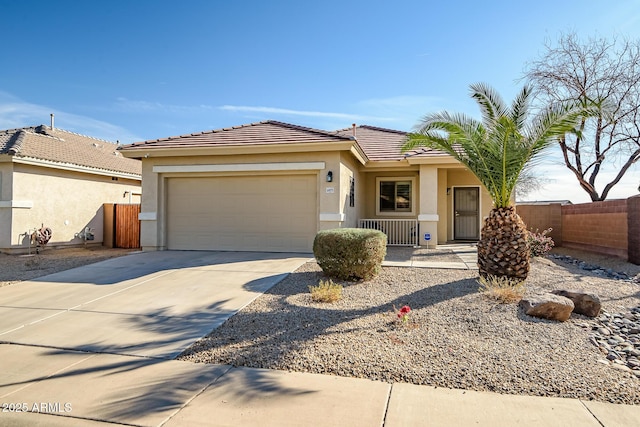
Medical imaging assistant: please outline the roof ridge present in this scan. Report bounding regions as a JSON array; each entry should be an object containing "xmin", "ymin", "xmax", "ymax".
[
  {"xmin": 144, "ymin": 120, "xmax": 269, "ymax": 143},
  {"xmin": 264, "ymin": 120, "xmax": 355, "ymax": 140},
  {"xmin": 1, "ymin": 125, "xmax": 118, "ymax": 145},
  {"xmin": 6, "ymin": 129, "xmax": 27, "ymax": 155},
  {"xmin": 142, "ymin": 120, "xmax": 354, "ymax": 144},
  {"xmin": 0, "ymin": 125, "xmax": 39, "ymax": 135},
  {"xmin": 48, "ymin": 127, "xmax": 118, "ymax": 145},
  {"xmin": 359, "ymin": 125, "xmax": 407, "ymax": 134}
]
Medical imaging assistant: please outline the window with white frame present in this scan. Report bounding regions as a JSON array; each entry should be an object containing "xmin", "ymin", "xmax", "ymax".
[{"xmin": 376, "ymin": 177, "xmax": 415, "ymax": 214}]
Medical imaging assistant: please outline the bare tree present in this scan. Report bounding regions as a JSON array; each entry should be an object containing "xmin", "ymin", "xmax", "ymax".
[
  {"xmin": 524, "ymin": 33, "xmax": 640, "ymax": 201},
  {"xmin": 515, "ymin": 169, "xmax": 551, "ymax": 201}
]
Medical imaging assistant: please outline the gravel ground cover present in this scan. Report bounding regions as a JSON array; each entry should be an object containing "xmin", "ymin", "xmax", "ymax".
[
  {"xmin": 179, "ymin": 250, "xmax": 640, "ymax": 404},
  {"xmin": 0, "ymin": 246, "xmax": 137, "ymax": 287}
]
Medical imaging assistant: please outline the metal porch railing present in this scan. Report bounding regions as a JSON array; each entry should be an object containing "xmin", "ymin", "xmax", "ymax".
[{"xmin": 358, "ymin": 219, "xmax": 418, "ymax": 246}]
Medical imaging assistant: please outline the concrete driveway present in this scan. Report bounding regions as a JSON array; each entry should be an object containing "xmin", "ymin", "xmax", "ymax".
[{"xmin": 0, "ymin": 251, "xmax": 311, "ymax": 359}]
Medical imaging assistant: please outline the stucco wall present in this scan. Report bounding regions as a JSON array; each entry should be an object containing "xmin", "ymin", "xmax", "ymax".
[
  {"xmin": 0, "ymin": 163, "xmax": 12, "ymax": 248},
  {"xmin": 7, "ymin": 164, "xmax": 140, "ymax": 252},
  {"xmin": 339, "ymin": 153, "xmax": 363, "ymax": 228},
  {"xmin": 138, "ymin": 151, "xmax": 348, "ymax": 250}
]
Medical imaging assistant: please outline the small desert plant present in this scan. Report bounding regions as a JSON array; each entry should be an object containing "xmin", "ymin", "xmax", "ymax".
[
  {"xmin": 313, "ymin": 228, "xmax": 387, "ymax": 280},
  {"xmin": 309, "ymin": 279, "xmax": 343, "ymax": 303},
  {"xmin": 396, "ymin": 305, "xmax": 412, "ymax": 323},
  {"xmin": 478, "ymin": 275, "xmax": 526, "ymax": 304},
  {"xmin": 527, "ymin": 228, "xmax": 555, "ymax": 258}
]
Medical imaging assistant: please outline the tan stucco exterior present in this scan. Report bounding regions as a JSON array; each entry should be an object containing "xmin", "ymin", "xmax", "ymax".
[
  {"xmin": 0, "ymin": 162, "xmax": 140, "ymax": 253},
  {"xmin": 136, "ymin": 150, "xmax": 349, "ymax": 251}
]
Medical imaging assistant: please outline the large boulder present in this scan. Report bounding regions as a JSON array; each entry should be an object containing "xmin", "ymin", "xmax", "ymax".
[
  {"xmin": 519, "ymin": 294, "xmax": 574, "ymax": 322},
  {"xmin": 551, "ymin": 290, "xmax": 601, "ymax": 318}
]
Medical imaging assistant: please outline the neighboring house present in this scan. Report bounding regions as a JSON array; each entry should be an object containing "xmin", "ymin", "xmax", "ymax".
[
  {"xmin": 118, "ymin": 120, "xmax": 491, "ymax": 253},
  {"xmin": 0, "ymin": 124, "xmax": 142, "ymax": 253}
]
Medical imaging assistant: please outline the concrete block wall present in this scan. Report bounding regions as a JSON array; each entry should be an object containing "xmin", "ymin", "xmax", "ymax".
[
  {"xmin": 628, "ymin": 196, "xmax": 640, "ymax": 265},
  {"xmin": 561, "ymin": 200, "xmax": 628, "ymax": 258},
  {"xmin": 518, "ymin": 197, "xmax": 639, "ymax": 264},
  {"xmin": 516, "ymin": 203, "xmax": 563, "ymax": 245}
]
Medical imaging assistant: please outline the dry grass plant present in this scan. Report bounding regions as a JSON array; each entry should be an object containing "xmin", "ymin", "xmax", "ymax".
[
  {"xmin": 478, "ymin": 275, "xmax": 526, "ymax": 303},
  {"xmin": 309, "ymin": 279, "xmax": 343, "ymax": 303}
]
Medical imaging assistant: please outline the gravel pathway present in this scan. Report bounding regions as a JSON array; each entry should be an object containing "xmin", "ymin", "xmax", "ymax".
[{"xmin": 179, "ymin": 256, "xmax": 640, "ymax": 405}]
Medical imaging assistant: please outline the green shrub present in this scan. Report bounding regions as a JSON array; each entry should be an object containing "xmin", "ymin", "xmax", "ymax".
[
  {"xmin": 309, "ymin": 279, "xmax": 343, "ymax": 303},
  {"xmin": 313, "ymin": 228, "xmax": 387, "ymax": 280}
]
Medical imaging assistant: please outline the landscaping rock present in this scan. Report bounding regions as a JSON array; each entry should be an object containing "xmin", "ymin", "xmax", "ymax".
[
  {"xmin": 519, "ymin": 294, "xmax": 574, "ymax": 322},
  {"xmin": 588, "ymin": 305, "xmax": 640, "ymax": 377},
  {"xmin": 549, "ymin": 254, "xmax": 632, "ymax": 281},
  {"xmin": 551, "ymin": 290, "xmax": 601, "ymax": 317}
]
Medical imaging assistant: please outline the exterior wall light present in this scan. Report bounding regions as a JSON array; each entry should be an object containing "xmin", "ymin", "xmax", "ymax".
[{"xmin": 326, "ymin": 171, "xmax": 333, "ymax": 182}]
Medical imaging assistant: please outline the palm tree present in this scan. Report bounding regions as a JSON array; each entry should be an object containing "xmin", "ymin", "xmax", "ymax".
[{"xmin": 403, "ymin": 83, "xmax": 587, "ymax": 281}]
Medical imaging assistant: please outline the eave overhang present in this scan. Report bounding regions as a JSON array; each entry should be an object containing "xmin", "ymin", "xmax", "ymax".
[{"xmin": 10, "ymin": 156, "xmax": 141, "ymax": 180}]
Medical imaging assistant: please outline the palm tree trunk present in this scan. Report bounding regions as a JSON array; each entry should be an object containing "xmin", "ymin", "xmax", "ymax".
[{"xmin": 477, "ymin": 206, "xmax": 530, "ymax": 281}]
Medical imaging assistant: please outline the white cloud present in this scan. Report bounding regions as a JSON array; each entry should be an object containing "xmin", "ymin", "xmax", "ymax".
[
  {"xmin": 0, "ymin": 91, "xmax": 142, "ymax": 144},
  {"xmin": 219, "ymin": 105, "xmax": 394, "ymax": 123},
  {"xmin": 354, "ymin": 95, "xmax": 446, "ymax": 130},
  {"xmin": 114, "ymin": 97, "xmax": 215, "ymax": 114}
]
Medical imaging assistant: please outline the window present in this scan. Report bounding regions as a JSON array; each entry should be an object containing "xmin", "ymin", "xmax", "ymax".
[
  {"xmin": 378, "ymin": 179, "xmax": 413, "ymax": 213},
  {"xmin": 349, "ymin": 176, "xmax": 355, "ymax": 207}
]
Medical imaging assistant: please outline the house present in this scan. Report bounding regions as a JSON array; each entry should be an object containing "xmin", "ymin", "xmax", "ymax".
[
  {"xmin": 0, "ymin": 124, "xmax": 142, "ymax": 253},
  {"xmin": 118, "ymin": 120, "xmax": 491, "ymax": 253}
]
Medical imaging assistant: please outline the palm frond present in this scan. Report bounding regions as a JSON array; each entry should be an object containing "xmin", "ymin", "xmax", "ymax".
[
  {"xmin": 510, "ymin": 86, "xmax": 531, "ymax": 129},
  {"xmin": 470, "ymin": 83, "xmax": 508, "ymax": 126},
  {"xmin": 403, "ymin": 83, "xmax": 590, "ymax": 208}
]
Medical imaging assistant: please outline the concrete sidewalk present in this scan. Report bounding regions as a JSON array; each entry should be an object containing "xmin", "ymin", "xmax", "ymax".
[
  {"xmin": 383, "ymin": 244, "xmax": 479, "ymax": 270},
  {"xmin": 1, "ymin": 343, "xmax": 638, "ymax": 426},
  {"xmin": 1, "ymin": 248, "xmax": 638, "ymax": 426}
]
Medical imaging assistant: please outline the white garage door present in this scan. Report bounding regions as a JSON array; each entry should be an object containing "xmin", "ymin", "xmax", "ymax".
[{"xmin": 166, "ymin": 175, "xmax": 317, "ymax": 252}]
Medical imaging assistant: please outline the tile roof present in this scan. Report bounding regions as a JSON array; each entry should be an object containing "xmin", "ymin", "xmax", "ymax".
[
  {"xmin": 335, "ymin": 125, "xmax": 451, "ymax": 161},
  {"xmin": 119, "ymin": 120, "xmax": 354, "ymax": 151},
  {"xmin": 0, "ymin": 125, "xmax": 141, "ymax": 176},
  {"xmin": 118, "ymin": 120, "xmax": 453, "ymax": 164}
]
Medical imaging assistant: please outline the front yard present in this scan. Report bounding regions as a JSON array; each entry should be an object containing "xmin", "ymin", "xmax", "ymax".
[{"xmin": 179, "ymin": 252, "xmax": 640, "ymax": 405}]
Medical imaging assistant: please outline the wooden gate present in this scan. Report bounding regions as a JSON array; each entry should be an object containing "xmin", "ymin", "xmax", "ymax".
[{"xmin": 104, "ymin": 204, "xmax": 140, "ymax": 249}]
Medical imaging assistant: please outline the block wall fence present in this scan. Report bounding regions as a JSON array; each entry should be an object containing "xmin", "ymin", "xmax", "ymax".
[{"xmin": 516, "ymin": 195, "xmax": 640, "ymax": 265}]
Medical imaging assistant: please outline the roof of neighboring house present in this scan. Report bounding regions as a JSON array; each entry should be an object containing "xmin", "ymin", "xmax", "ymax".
[
  {"xmin": 119, "ymin": 120, "xmax": 354, "ymax": 151},
  {"xmin": 335, "ymin": 125, "xmax": 451, "ymax": 161},
  {"xmin": 0, "ymin": 125, "xmax": 141, "ymax": 177}
]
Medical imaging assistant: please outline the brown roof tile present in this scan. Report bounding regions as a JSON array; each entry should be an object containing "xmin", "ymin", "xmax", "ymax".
[
  {"xmin": 119, "ymin": 120, "xmax": 354, "ymax": 151},
  {"xmin": 335, "ymin": 125, "xmax": 450, "ymax": 161},
  {"xmin": 0, "ymin": 126, "xmax": 141, "ymax": 176}
]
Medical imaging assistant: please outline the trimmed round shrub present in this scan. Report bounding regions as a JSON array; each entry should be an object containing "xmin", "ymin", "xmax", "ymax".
[{"xmin": 313, "ymin": 228, "xmax": 387, "ymax": 281}]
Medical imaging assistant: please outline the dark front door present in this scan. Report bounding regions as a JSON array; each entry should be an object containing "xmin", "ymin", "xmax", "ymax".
[{"xmin": 454, "ymin": 187, "xmax": 479, "ymax": 240}]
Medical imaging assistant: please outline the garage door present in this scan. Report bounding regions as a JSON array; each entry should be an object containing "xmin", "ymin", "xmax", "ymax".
[{"xmin": 166, "ymin": 175, "xmax": 317, "ymax": 252}]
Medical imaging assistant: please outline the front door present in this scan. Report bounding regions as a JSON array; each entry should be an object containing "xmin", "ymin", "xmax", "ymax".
[{"xmin": 454, "ymin": 187, "xmax": 479, "ymax": 240}]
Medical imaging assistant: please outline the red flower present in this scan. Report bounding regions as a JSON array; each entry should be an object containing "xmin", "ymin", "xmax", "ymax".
[{"xmin": 398, "ymin": 305, "xmax": 411, "ymax": 318}]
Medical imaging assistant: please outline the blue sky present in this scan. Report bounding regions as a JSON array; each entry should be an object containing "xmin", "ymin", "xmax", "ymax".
[{"xmin": 1, "ymin": 0, "xmax": 639, "ymax": 203}]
